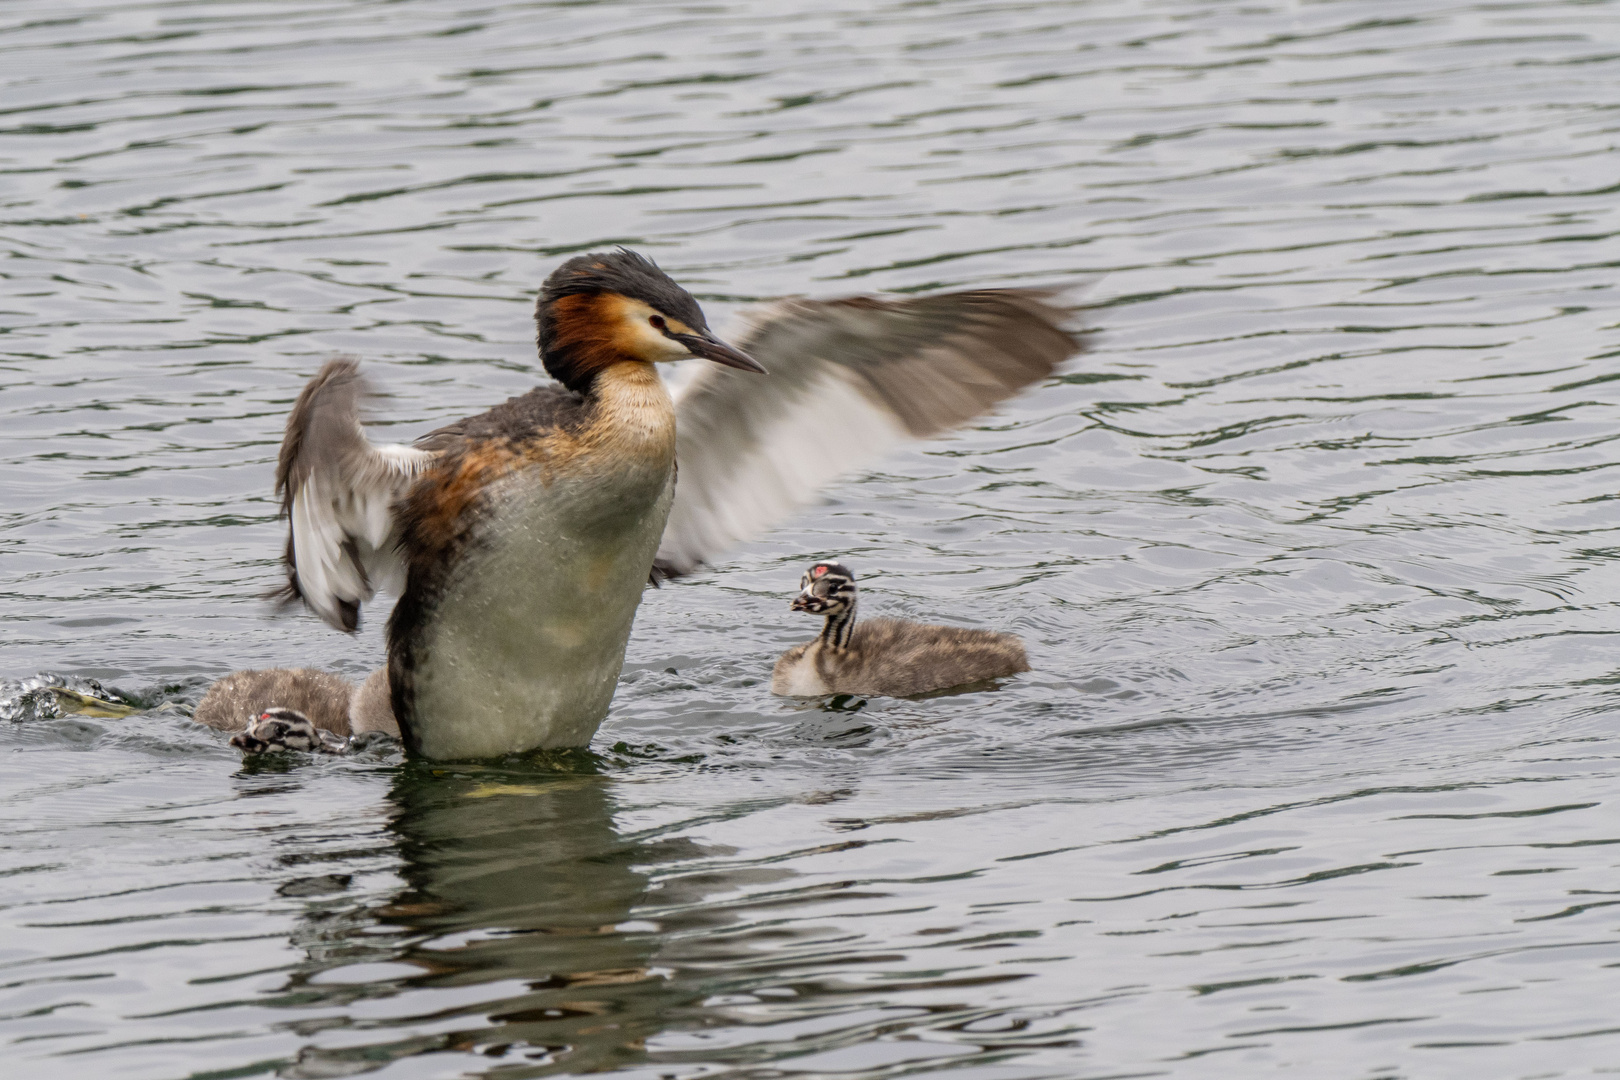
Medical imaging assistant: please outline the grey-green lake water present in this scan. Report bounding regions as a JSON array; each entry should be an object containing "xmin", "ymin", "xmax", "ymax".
[{"xmin": 4, "ymin": 0, "xmax": 1620, "ymax": 1076}]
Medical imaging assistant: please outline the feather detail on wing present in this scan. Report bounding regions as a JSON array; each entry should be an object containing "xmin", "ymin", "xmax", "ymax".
[
  {"xmin": 274, "ymin": 358, "xmax": 436, "ymax": 632},
  {"xmin": 655, "ymin": 288, "xmax": 1083, "ymax": 578}
]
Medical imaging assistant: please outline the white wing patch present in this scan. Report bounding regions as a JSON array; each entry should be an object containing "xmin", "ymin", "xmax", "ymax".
[
  {"xmin": 655, "ymin": 288, "xmax": 1081, "ymax": 577},
  {"xmin": 276, "ymin": 358, "xmax": 439, "ymax": 632},
  {"xmin": 658, "ymin": 368, "xmax": 907, "ymax": 576},
  {"xmin": 288, "ymin": 443, "xmax": 431, "ymax": 629}
]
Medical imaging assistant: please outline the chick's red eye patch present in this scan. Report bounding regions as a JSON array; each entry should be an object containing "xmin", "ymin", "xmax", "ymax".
[{"xmin": 813, "ymin": 566, "xmax": 827, "ymax": 577}]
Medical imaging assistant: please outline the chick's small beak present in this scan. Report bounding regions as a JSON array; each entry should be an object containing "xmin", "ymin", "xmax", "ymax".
[
  {"xmin": 790, "ymin": 590, "xmax": 814, "ymax": 612},
  {"xmin": 673, "ymin": 330, "xmax": 766, "ymax": 373}
]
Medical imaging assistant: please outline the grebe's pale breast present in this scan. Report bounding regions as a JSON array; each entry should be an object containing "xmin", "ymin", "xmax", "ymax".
[{"xmin": 389, "ymin": 366, "xmax": 677, "ymax": 759}]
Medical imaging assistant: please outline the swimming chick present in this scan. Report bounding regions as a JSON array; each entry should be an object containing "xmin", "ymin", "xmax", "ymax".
[
  {"xmin": 194, "ymin": 667, "xmax": 397, "ymax": 741},
  {"xmin": 772, "ymin": 561, "xmax": 1029, "ymax": 697},
  {"xmin": 262, "ymin": 249, "xmax": 1080, "ymax": 759}
]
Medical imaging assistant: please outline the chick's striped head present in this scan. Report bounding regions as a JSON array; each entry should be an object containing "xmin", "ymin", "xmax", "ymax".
[{"xmin": 792, "ymin": 561, "xmax": 856, "ymax": 615}]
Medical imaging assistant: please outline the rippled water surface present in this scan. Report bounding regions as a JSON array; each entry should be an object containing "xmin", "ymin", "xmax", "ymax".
[{"xmin": 5, "ymin": 0, "xmax": 1620, "ymax": 1075}]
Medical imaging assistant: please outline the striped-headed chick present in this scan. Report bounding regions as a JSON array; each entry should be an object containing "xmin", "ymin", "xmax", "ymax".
[{"xmin": 771, "ymin": 561, "xmax": 1028, "ymax": 698}]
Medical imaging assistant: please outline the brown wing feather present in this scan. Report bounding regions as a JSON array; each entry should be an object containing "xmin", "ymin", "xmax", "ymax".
[
  {"xmin": 658, "ymin": 288, "xmax": 1084, "ymax": 577},
  {"xmin": 749, "ymin": 290, "xmax": 1079, "ymax": 438},
  {"xmin": 274, "ymin": 358, "xmax": 437, "ymax": 632}
]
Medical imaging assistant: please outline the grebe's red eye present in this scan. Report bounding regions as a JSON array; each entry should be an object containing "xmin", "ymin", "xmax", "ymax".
[{"xmin": 648, "ymin": 315, "xmax": 667, "ymax": 331}]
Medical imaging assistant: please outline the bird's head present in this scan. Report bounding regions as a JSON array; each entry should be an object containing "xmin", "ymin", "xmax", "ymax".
[
  {"xmin": 228, "ymin": 706, "xmax": 318, "ymax": 754},
  {"xmin": 535, "ymin": 248, "xmax": 764, "ymax": 392},
  {"xmin": 791, "ymin": 561, "xmax": 857, "ymax": 615}
]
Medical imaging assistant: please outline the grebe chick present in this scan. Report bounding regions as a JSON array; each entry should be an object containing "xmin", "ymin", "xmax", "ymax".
[
  {"xmin": 195, "ymin": 667, "xmax": 397, "ymax": 743},
  {"xmin": 269, "ymin": 250, "xmax": 1080, "ymax": 759},
  {"xmin": 771, "ymin": 562, "xmax": 1029, "ymax": 698}
]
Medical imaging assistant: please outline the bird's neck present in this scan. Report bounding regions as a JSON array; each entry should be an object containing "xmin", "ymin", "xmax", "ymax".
[
  {"xmin": 585, "ymin": 361, "xmax": 675, "ymax": 455},
  {"xmin": 820, "ymin": 600, "xmax": 857, "ymax": 649}
]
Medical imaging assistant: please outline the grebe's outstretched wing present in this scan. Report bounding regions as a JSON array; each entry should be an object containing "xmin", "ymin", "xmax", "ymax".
[
  {"xmin": 274, "ymin": 358, "xmax": 435, "ymax": 632},
  {"xmin": 656, "ymin": 288, "xmax": 1083, "ymax": 578}
]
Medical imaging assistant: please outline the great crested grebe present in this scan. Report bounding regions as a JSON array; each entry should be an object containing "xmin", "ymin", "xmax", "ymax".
[
  {"xmin": 223, "ymin": 250, "xmax": 1078, "ymax": 759},
  {"xmin": 772, "ymin": 561, "xmax": 1029, "ymax": 697}
]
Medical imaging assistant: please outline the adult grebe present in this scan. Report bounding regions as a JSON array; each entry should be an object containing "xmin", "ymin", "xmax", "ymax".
[{"xmin": 250, "ymin": 250, "xmax": 1078, "ymax": 758}]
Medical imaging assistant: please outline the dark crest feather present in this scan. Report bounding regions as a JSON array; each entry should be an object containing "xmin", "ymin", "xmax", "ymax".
[{"xmin": 535, "ymin": 248, "xmax": 708, "ymax": 392}]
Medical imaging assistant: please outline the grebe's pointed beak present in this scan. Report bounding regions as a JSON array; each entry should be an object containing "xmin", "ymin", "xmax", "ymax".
[{"xmin": 673, "ymin": 330, "xmax": 766, "ymax": 373}]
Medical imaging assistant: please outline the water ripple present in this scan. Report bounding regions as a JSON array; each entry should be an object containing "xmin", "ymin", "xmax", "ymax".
[{"xmin": 5, "ymin": 0, "xmax": 1620, "ymax": 1076}]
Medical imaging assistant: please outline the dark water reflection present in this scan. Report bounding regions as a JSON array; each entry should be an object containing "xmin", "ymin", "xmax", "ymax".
[
  {"xmin": 5, "ymin": 0, "xmax": 1620, "ymax": 1076},
  {"xmin": 281, "ymin": 766, "xmax": 715, "ymax": 1077}
]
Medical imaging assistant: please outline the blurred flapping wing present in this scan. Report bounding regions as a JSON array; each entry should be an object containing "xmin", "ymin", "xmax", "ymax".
[
  {"xmin": 656, "ymin": 288, "xmax": 1083, "ymax": 578},
  {"xmin": 274, "ymin": 358, "xmax": 436, "ymax": 631}
]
